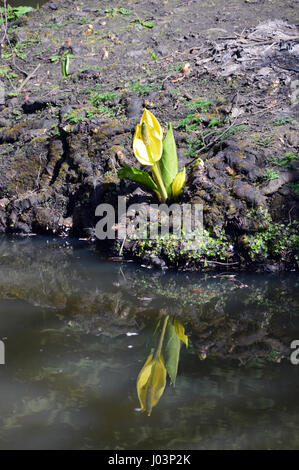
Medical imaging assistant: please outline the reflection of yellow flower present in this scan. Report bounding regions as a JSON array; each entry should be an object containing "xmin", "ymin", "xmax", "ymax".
[
  {"xmin": 137, "ymin": 353, "xmax": 167, "ymax": 416},
  {"xmin": 133, "ymin": 109, "xmax": 163, "ymax": 166},
  {"xmin": 174, "ymin": 318, "xmax": 188, "ymax": 347}
]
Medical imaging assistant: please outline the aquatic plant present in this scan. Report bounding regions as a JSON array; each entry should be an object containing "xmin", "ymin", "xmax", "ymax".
[
  {"xmin": 137, "ymin": 315, "xmax": 188, "ymax": 416},
  {"xmin": 118, "ymin": 109, "xmax": 186, "ymax": 202}
]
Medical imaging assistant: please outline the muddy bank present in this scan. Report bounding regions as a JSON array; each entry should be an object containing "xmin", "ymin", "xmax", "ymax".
[{"xmin": 0, "ymin": 0, "xmax": 298, "ymax": 271}]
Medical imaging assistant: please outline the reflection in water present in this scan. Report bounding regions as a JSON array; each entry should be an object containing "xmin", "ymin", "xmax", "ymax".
[
  {"xmin": 137, "ymin": 316, "xmax": 168, "ymax": 417},
  {"xmin": 0, "ymin": 237, "xmax": 299, "ymax": 449},
  {"xmin": 137, "ymin": 315, "xmax": 187, "ymax": 416}
]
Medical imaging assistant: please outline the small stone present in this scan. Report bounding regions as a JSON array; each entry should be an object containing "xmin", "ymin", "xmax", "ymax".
[
  {"xmin": 286, "ymin": 132, "xmax": 299, "ymax": 148},
  {"xmin": 150, "ymin": 256, "xmax": 166, "ymax": 268},
  {"xmin": 0, "ymin": 118, "xmax": 10, "ymax": 128}
]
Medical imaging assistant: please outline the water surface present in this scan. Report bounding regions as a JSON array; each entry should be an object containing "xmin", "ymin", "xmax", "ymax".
[{"xmin": 0, "ymin": 237, "xmax": 298, "ymax": 449}]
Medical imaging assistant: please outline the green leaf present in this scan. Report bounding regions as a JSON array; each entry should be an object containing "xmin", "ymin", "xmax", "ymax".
[
  {"xmin": 164, "ymin": 319, "xmax": 181, "ymax": 386},
  {"xmin": 13, "ymin": 6, "xmax": 34, "ymax": 18},
  {"xmin": 142, "ymin": 21, "xmax": 154, "ymax": 28},
  {"xmin": 61, "ymin": 55, "xmax": 70, "ymax": 78},
  {"xmin": 172, "ymin": 167, "xmax": 186, "ymax": 200},
  {"xmin": 118, "ymin": 8, "xmax": 132, "ymax": 15},
  {"xmin": 118, "ymin": 164, "xmax": 158, "ymax": 193},
  {"xmin": 0, "ymin": 5, "xmax": 34, "ymax": 24},
  {"xmin": 160, "ymin": 124, "xmax": 178, "ymax": 198}
]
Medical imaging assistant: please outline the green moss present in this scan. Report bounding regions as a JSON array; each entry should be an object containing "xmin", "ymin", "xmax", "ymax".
[
  {"xmin": 287, "ymin": 182, "xmax": 299, "ymax": 196},
  {"xmin": 271, "ymin": 116, "xmax": 297, "ymax": 126},
  {"xmin": 128, "ymin": 80, "xmax": 162, "ymax": 95},
  {"xmin": 103, "ymin": 170, "xmax": 118, "ymax": 184},
  {"xmin": 133, "ymin": 227, "xmax": 231, "ymax": 264},
  {"xmin": 10, "ymin": 145, "xmax": 47, "ymax": 193},
  {"xmin": 254, "ymin": 135, "xmax": 274, "ymax": 147},
  {"xmin": 246, "ymin": 221, "xmax": 299, "ymax": 262},
  {"xmin": 267, "ymin": 152, "xmax": 298, "ymax": 169}
]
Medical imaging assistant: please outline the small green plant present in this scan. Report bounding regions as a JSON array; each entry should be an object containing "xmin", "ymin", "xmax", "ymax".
[
  {"xmin": 0, "ymin": 4, "xmax": 33, "ymax": 24},
  {"xmin": 186, "ymin": 98, "xmax": 212, "ymax": 112},
  {"xmin": 147, "ymin": 47, "xmax": 158, "ymax": 61},
  {"xmin": 105, "ymin": 7, "xmax": 132, "ymax": 17},
  {"xmin": 136, "ymin": 227, "xmax": 231, "ymax": 263},
  {"xmin": 168, "ymin": 62, "xmax": 184, "ymax": 72},
  {"xmin": 247, "ymin": 222, "xmax": 299, "ymax": 261},
  {"xmin": 287, "ymin": 182, "xmax": 299, "ymax": 196},
  {"xmin": 118, "ymin": 109, "xmax": 186, "ymax": 202},
  {"xmin": 1, "ymin": 38, "xmax": 41, "ymax": 59},
  {"xmin": 130, "ymin": 14, "xmax": 154, "ymax": 29},
  {"xmin": 254, "ymin": 135, "xmax": 273, "ymax": 147},
  {"xmin": 50, "ymin": 55, "xmax": 61, "ymax": 63},
  {"xmin": 219, "ymin": 124, "xmax": 247, "ymax": 140},
  {"xmin": 268, "ymin": 152, "xmax": 298, "ymax": 168},
  {"xmin": 178, "ymin": 112, "xmax": 204, "ymax": 132},
  {"xmin": 128, "ymin": 81, "xmax": 161, "ymax": 95},
  {"xmin": 89, "ymin": 91, "xmax": 119, "ymax": 106},
  {"xmin": 65, "ymin": 111, "xmax": 85, "ymax": 124},
  {"xmin": 263, "ymin": 168, "xmax": 280, "ymax": 181},
  {"xmin": 185, "ymin": 138, "xmax": 204, "ymax": 157},
  {"xmin": 271, "ymin": 116, "xmax": 297, "ymax": 126},
  {"xmin": 79, "ymin": 16, "xmax": 90, "ymax": 24},
  {"xmin": 85, "ymin": 110, "xmax": 97, "ymax": 119},
  {"xmin": 208, "ymin": 117, "xmax": 221, "ymax": 128},
  {"xmin": 0, "ymin": 67, "xmax": 18, "ymax": 79},
  {"xmin": 88, "ymin": 91, "xmax": 120, "ymax": 117},
  {"xmin": 11, "ymin": 109, "xmax": 23, "ymax": 121},
  {"xmin": 178, "ymin": 98, "xmax": 215, "ymax": 132},
  {"xmin": 128, "ymin": 81, "xmax": 150, "ymax": 95}
]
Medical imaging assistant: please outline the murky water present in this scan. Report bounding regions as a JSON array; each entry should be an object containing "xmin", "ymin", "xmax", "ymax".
[{"xmin": 0, "ymin": 236, "xmax": 298, "ymax": 449}]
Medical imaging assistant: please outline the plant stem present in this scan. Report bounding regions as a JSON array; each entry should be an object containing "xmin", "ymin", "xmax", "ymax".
[
  {"xmin": 143, "ymin": 135, "xmax": 168, "ymax": 202},
  {"xmin": 151, "ymin": 162, "xmax": 168, "ymax": 203},
  {"xmin": 154, "ymin": 315, "xmax": 169, "ymax": 360}
]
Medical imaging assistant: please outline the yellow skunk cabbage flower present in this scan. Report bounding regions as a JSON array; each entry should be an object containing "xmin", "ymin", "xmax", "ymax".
[
  {"xmin": 133, "ymin": 109, "xmax": 163, "ymax": 166},
  {"xmin": 174, "ymin": 318, "xmax": 188, "ymax": 347},
  {"xmin": 119, "ymin": 108, "xmax": 186, "ymax": 203},
  {"xmin": 172, "ymin": 167, "xmax": 186, "ymax": 200},
  {"xmin": 137, "ymin": 352, "xmax": 167, "ymax": 416}
]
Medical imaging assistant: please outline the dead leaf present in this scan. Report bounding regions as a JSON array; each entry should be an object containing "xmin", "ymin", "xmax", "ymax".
[
  {"xmin": 102, "ymin": 48, "xmax": 109, "ymax": 60},
  {"xmin": 183, "ymin": 62, "xmax": 191, "ymax": 74}
]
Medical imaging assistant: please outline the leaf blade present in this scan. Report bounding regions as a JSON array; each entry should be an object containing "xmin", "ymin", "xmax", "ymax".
[
  {"xmin": 160, "ymin": 124, "xmax": 178, "ymax": 198},
  {"xmin": 118, "ymin": 164, "xmax": 158, "ymax": 193},
  {"xmin": 164, "ymin": 319, "xmax": 181, "ymax": 386}
]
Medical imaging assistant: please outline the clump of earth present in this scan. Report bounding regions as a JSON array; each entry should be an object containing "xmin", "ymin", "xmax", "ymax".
[{"xmin": 0, "ymin": 0, "xmax": 298, "ymax": 271}]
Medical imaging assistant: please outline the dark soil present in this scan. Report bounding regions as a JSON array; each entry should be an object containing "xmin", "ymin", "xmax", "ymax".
[{"xmin": 0, "ymin": 0, "xmax": 298, "ymax": 271}]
